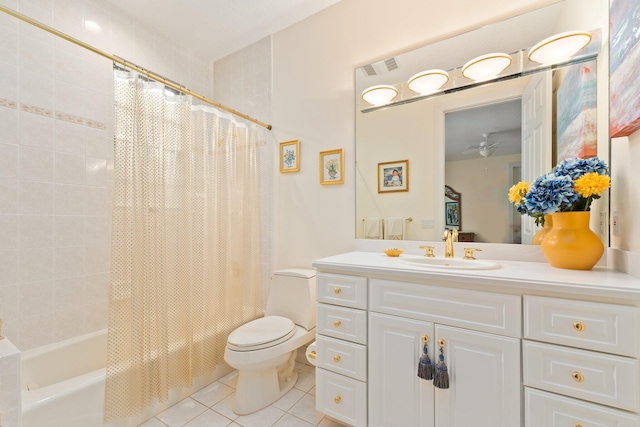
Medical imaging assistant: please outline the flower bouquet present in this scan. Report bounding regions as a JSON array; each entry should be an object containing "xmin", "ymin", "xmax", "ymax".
[
  {"xmin": 508, "ymin": 157, "xmax": 610, "ymax": 226},
  {"xmin": 508, "ymin": 156, "xmax": 610, "ymax": 270}
]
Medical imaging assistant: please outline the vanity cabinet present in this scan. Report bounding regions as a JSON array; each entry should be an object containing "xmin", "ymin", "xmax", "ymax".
[
  {"xmin": 315, "ymin": 273, "xmax": 368, "ymax": 427},
  {"xmin": 313, "ymin": 252, "xmax": 640, "ymax": 427},
  {"xmin": 523, "ymin": 295, "xmax": 640, "ymax": 426},
  {"xmin": 369, "ymin": 279, "xmax": 521, "ymax": 427}
]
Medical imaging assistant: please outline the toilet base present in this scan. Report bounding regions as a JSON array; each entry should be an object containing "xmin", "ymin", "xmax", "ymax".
[{"xmin": 232, "ymin": 350, "xmax": 299, "ymax": 415}]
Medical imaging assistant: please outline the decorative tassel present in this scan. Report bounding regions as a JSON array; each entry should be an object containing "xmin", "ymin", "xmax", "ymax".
[
  {"xmin": 433, "ymin": 341, "xmax": 449, "ymax": 389},
  {"xmin": 417, "ymin": 336, "xmax": 433, "ymax": 380}
]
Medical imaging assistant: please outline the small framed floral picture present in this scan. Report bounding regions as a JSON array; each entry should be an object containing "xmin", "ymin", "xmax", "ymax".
[
  {"xmin": 319, "ymin": 149, "xmax": 344, "ymax": 185},
  {"xmin": 378, "ymin": 160, "xmax": 409, "ymax": 193},
  {"xmin": 279, "ymin": 140, "xmax": 300, "ymax": 173}
]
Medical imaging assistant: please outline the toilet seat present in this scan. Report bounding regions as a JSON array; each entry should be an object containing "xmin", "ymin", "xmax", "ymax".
[{"xmin": 227, "ymin": 316, "xmax": 296, "ymax": 351}]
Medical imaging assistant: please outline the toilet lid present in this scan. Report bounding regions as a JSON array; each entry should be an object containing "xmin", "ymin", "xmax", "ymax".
[{"xmin": 227, "ymin": 316, "xmax": 296, "ymax": 351}]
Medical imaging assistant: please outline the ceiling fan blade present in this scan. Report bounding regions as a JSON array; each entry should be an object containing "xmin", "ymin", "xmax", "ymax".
[{"xmin": 461, "ymin": 148, "xmax": 479, "ymax": 154}]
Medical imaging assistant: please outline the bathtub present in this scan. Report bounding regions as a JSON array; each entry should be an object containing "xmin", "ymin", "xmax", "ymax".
[
  {"xmin": 20, "ymin": 329, "xmax": 231, "ymax": 427},
  {"xmin": 21, "ymin": 329, "xmax": 107, "ymax": 427}
]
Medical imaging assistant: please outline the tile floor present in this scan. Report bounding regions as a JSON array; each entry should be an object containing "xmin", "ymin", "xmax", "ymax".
[{"xmin": 138, "ymin": 360, "xmax": 346, "ymax": 427}]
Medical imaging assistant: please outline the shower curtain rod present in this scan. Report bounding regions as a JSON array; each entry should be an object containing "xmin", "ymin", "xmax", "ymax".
[{"xmin": 0, "ymin": 4, "xmax": 273, "ymax": 131}]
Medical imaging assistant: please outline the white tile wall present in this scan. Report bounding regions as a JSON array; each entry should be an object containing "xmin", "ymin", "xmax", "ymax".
[
  {"xmin": 0, "ymin": 0, "xmax": 216, "ymax": 352},
  {"xmin": 213, "ymin": 36, "xmax": 274, "ymax": 302}
]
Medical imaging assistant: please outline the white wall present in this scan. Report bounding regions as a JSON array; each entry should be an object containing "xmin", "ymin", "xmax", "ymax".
[
  {"xmin": 271, "ymin": 0, "xmax": 560, "ymax": 269},
  {"xmin": 446, "ymin": 154, "xmax": 521, "ymax": 243},
  {"xmin": 611, "ymin": 133, "xmax": 640, "ymax": 253}
]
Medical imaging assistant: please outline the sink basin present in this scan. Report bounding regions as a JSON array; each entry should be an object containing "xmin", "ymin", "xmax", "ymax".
[{"xmin": 398, "ymin": 256, "xmax": 501, "ymax": 270}]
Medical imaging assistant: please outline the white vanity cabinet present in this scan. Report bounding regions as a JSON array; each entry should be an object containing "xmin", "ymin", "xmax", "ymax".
[
  {"xmin": 313, "ymin": 251, "xmax": 640, "ymax": 427},
  {"xmin": 523, "ymin": 295, "xmax": 640, "ymax": 426},
  {"xmin": 368, "ymin": 278, "xmax": 521, "ymax": 427},
  {"xmin": 315, "ymin": 273, "xmax": 368, "ymax": 427}
]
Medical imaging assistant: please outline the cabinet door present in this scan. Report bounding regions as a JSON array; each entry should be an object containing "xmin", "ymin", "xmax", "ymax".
[
  {"xmin": 435, "ymin": 325, "xmax": 521, "ymax": 427},
  {"xmin": 369, "ymin": 313, "xmax": 435, "ymax": 427}
]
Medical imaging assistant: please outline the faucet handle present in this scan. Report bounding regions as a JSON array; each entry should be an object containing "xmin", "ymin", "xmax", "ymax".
[
  {"xmin": 463, "ymin": 248, "xmax": 482, "ymax": 260},
  {"xmin": 419, "ymin": 245, "xmax": 435, "ymax": 257}
]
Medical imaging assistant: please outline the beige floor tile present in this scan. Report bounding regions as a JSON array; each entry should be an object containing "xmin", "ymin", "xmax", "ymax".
[
  {"xmin": 155, "ymin": 398, "xmax": 207, "ymax": 427},
  {"xmin": 191, "ymin": 381, "xmax": 235, "ymax": 407},
  {"xmin": 287, "ymin": 394, "xmax": 323, "ymax": 425}
]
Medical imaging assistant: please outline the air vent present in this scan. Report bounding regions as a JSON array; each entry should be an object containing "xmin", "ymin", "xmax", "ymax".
[
  {"xmin": 384, "ymin": 57, "xmax": 398, "ymax": 71},
  {"xmin": 362, "ymin": 64, "xmax": 376, "ymax": 76},
  {"xmin": 361, "ymin": 57, "xmax": 398, "ymax": 76}
]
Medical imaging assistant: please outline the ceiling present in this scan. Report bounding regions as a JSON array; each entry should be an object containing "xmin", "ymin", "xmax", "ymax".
[{"xmin": 103, "ymin": 0, "xmax": 343, "ymax": 61}]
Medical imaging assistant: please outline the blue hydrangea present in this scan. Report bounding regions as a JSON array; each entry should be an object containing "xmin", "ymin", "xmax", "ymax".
[
  {"xmin": 524, "ymin": 173, "xmax": 579, "ymax": 214},
  {"xmin": 552, "ymin": 157, "xmax": 608, "ymax": 180}
]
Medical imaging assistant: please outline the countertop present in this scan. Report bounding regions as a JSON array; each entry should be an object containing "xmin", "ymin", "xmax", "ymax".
[{"xmin": 312, "ymin": 251, "xmax": 640, "ymax": 301}]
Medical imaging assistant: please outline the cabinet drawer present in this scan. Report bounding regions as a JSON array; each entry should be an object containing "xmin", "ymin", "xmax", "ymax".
[
  {"xmin": 316, "ymin": 368, "xmax": 367, "ymax": 427},
  {"xmin": 370, "ymin": 278, "xmax": 521, "ymax": 337},
  {"xmin": 317, "ymin": 273, "xmax": 367, "ymax": 309},
  {"xmin": 316, "ymin": 335, "xmax": 367, "ymax": 381},
  {"xmin": 525, "ymin": 388, "xmax": 640, "ymax": 427},
  {"xmin": 523, "ymin": 341, "xmax": 640, "ymax": 412},
  {"xmin": 524, "ymin": 295, "xmax": 640, "ymax": 357},
  {"xmin": 317, "ymin": 303, "xmax": 367, "ymax": 344}
]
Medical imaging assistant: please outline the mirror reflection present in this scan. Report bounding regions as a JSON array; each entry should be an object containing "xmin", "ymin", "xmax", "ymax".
[{"xmin": 355, "ymin": 0, "xmax": 609, "ymax": 244}]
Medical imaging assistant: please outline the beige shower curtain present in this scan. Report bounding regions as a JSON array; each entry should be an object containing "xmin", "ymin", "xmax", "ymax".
[{"xmin": 105, "ymin": 70, "xmax": 264, "ymax": 421}]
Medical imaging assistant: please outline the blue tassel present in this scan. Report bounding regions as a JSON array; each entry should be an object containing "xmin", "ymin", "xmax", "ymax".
[
  {"xmin": 417, "ymin": 341, "xmax": 433, "ymax": 380},
  {"xmin": 433, "ymin": 346, "xmax": 449, "ymax": 389}
]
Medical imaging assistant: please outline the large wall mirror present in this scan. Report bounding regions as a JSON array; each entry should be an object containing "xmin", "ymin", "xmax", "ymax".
[{"xmin": 355, "ymin": 0, "xmax": 609, "ymax": 245}]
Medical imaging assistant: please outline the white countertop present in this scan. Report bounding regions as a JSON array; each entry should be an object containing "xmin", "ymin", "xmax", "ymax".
[{"xmin": 312, "ymin": 251, "xmax": 640, "ymax": 300}]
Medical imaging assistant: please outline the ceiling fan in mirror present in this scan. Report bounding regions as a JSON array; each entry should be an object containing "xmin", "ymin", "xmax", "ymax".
[{"xmin": 461, "ymin": 133, "xmax": 504, "ymax": 158}]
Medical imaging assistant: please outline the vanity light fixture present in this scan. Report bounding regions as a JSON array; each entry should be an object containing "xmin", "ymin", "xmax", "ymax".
[
  {"xmin": 528, "ymin": 30, "xmax": 592, "ymax": 64},
  {"xmin": 361, "ymin": 85, "xmax": 398, "ymax": 106},
  {"xmin": 461, "ymin": 52, "xmax": 512, "ymax": 82},
  {"xmin": 407, "ymin": 69, "xmax": 449, "ymax": 95}
]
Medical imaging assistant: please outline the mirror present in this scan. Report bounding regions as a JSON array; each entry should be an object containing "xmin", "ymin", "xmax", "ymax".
[{"xmin": 355, "ymin": 0, "xmax": 609, "ymax": 244}]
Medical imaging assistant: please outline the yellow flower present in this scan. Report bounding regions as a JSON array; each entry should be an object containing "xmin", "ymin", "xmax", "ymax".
[
  {"xmin": 508, "ymin": 181, "xmax": 530, "ymax": 204},
  {"xmin": 574, "ymin": 173, "xmax": 610, "ymax": 197}
]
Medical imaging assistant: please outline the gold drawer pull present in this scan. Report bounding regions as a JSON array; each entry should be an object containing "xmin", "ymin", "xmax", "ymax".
[
  {"xmin": 334, "ymin": 355, "xmax": 341, "ymax": 363},
  {"xmin": 334, "ymin": 395, "xmax": 342, "ymax": 404},
  {"xmin": 572, "ymin": 371, "xmax": 584, "ymax": 382},
  {"xmin": 307, "ymin": 350, "xmax": 316, "ymax": 359},
  {"xmin": 334, "ymin": 287, "xmax": 341, "ymax": 294},
  {"xmin": 573, "ymin": 321, "xmax": 586, "ymax": 332},
  {"xmin": 334, "ymin": 320, "xmax": 342, "ymax": 328},
  {"xmin": 575, "ymin": 424, "xmax": 583, "ymax": 427}
]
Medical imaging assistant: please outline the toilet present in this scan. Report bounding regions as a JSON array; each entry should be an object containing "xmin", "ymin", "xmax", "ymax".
[{"xmin": 224, "ymin": 268, "xmax": 316, "ymax": 415}]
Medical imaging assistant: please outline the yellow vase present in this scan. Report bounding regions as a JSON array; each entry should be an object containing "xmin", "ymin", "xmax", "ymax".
[
  {"xmin": 541, "ymin": 211, "xmax": 604, "ymax": 270},
  {"xmin": 532, "ymin": 214, "xmax": 553, "ymax": 245}
]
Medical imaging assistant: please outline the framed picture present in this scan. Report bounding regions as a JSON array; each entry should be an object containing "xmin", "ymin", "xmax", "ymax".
[
  {"xmin": 319, "ymin": 149, "xmax": 344, "ymax": 185},
  {"xmin": 610, "ymin": 0, "xmax": 640, "ymax": 137},
  {"xmin": 279, "ymin": 140, "xmax": 300, "ymax": 173},
  {"xmin": 378, "ymin": 160, "xmax": 409, "ymax": 193},
  {"xmin": 445, "ymin": 202, "xmax": 459, "ymax": 227}
]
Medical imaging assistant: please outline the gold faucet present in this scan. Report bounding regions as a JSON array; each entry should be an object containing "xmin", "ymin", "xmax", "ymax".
[{"xmin": 443, "ymin": 229, "xmax": 458, "ymax": 258}]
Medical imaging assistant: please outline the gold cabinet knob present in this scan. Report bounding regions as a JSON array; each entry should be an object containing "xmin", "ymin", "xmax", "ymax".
[
  {"xmin": 307, "ymin": 350, "xmax": 316, "ymax": 359},
  {"xmin": 437, "ymin": 338, "xmax": 446, "ymax": 347},
  {"xmin": 575, "ymin": 425, "xmax": 583, "ymax": 427},
  {"xmin": 334, "ymin": 320, "xmax": 342, "ymax": 328},
  {"xmin": 573, "ymin": 321, "xmax": 586, "ymax": 332},
  {"xmin": 421, "ymin": 335, "xmax": 429, "ymax": 343},
  {"xmin": 334, "ymin": 287, "xmax": 341, "ymax": 294},
  {"xmin": 334, "ymin": 395, "xmax": 341, "ymax": 404},
  {"xmin": 333, "ymin": 355, "xmax": 341, "ymax": 363},
  {"xmin": 572, "ymin": 371, "xmax": 584, "ymax": 382}
]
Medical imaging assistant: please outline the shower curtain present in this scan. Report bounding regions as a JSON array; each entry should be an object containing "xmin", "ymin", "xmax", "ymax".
[{"xmin": 105, "ymin": 70, "xmax": 264, "ymax": 421}]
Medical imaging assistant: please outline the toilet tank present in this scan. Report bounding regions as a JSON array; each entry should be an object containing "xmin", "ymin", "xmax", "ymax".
[{"xmin": 265, "ymin": 268, "xmax": 316, "ymax": 330}]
